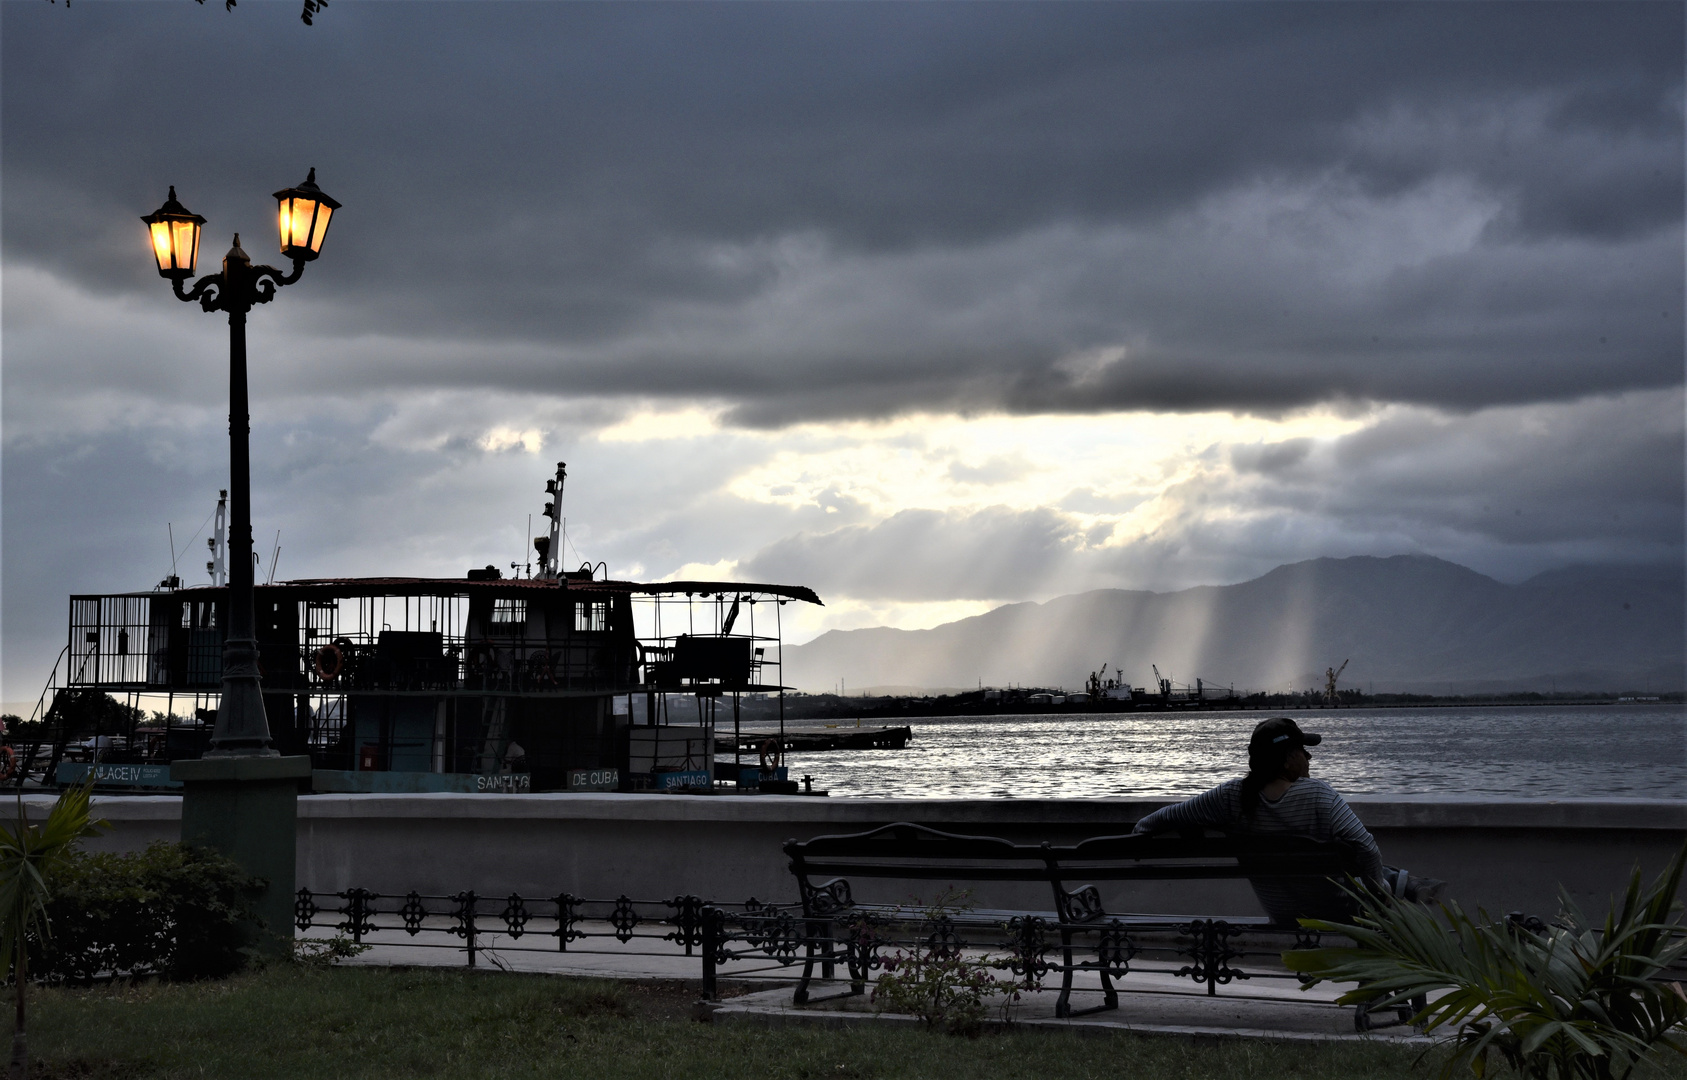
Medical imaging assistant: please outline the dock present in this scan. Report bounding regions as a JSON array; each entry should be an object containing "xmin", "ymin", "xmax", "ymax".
[{"xmin": 716, "ymin": 725, "xmax": 912, "ymax": 755}]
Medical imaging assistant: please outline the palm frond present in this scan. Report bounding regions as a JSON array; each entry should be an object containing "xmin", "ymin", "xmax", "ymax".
[
  {"xmin": 0, "ymin": 776, "xmax": 108, "ymax": 979},
  {"xmin": 1284, "ymin": 842, "xmax": 1687, "ymax": 1080}
]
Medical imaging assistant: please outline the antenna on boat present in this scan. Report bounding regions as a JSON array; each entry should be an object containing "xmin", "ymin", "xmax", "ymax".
[
  {"xmin": 538, "ymin": 462, "xmax": 566, "ymax": 579},
  {"xmin": 266, "ymin": 530, "xmax": 282, "ymax": 586}
]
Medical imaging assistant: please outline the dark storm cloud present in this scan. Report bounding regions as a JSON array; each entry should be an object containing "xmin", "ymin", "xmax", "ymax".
[{"xmin": 3, "ymin": 2, "xmax": 1680, "ymax": 423}]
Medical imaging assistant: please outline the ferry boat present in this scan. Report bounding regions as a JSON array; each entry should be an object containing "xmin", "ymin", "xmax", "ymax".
[{"xmin": 24, "ymin": 463, "xmax": 820, "ymax": 794}]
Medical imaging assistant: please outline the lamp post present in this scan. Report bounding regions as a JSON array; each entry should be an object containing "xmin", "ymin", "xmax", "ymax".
[
  {"xmin": 147, "ymin": 172, "xmax": 340, "ymax": 950},
  {"xmin": 142, "ymin": 171, "xmax": 339, "ymax": 756}
]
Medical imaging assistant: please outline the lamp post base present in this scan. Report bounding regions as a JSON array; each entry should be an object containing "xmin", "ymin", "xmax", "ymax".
[
  {"xmin": 208, "ymin": 636, "xmax": 278, "ymax": 757},
  {"xmin": 171, "ymin": 755, "xmax": 312, "ymax": 955}
]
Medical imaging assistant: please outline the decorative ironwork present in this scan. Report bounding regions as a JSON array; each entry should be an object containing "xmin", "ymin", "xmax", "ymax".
[
  {"xmin": 1095, "ymin": 918, "xmax": 1138, "ymax": 973},
  {"xmin": 501, "ymin": 894, "xmax": 530, "ymax": 939},
  {"xmin": 553, "ymin": 893, "xmax": 584, "ymax": 950},
  {"xmin": 840, "ymin": 909, "xmax": 887, "ymax": 977},
  {"xmin": 609, "ymin": 895, "xmax": 641, "ymax": 943},
  {"xmin": 1176, "ymin": 919, "xmax": 1249, "ymax": 994},
  {"xmin": 1055, "ymin": 884, "xmax": 1105, "ymax": 924},
  {"xmin": 290, "ymin": 882, "xmax": 1330, "ymax": 1013},
  {"xmin": 450, "ymin": 892, "xmax": 478, "ymax": 939},
  {"xmin": 450, "ymin": 891, "xmax": 479, "ymax": 967},
  {"xmin": 762, "ymin": 909, "xmax": 801, "ymax": 962},
  {"xmin": 922, "ymin": 913, "xmax": 964, "ymax": 959},
  {"xmin": 739, "ymin": 898, "xmax": 774, "ymax": 951},
  {"xmin": 737, "ymin": 899, "xmax": 800, "ymax": 961},
  {"xmin": 172, "ymin": 256, "xmax": 306, "ymax": 316},
  {"xmin": 400, "ymin": 892, "xmax": 428, "ymax": 936},
  {"xmin": 338, "ymin": 888, "xmax": 376, "ymax": 942},
  {"xmin": 801, "ymin": 877, "xmax": 853, "ymax": 916},
  {"xmin": 1003, "ymin": 915, "xmax": 1050, "ymax": 990},
  {"xmin": 666, "ymin": 895, "xmax": 706, "ymax": 955},
  {"xmin": 704, "ymin": 905, "xmax": 730, "ymax": 968}
]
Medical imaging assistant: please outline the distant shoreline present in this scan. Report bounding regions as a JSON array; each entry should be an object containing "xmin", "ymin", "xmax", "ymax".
[{"xmin": 738, "ymin": 691, "xmax": 1683, "ymax": 723}]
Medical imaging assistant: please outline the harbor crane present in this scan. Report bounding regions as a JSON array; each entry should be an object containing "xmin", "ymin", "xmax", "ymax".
[
  {"xmin": 1324, "ymin": 659, "xmax": 1349, "ymax": 707},
  {"xmin": 1086, "ymin": 663, "xmax": 1108, "ymax": 698}
]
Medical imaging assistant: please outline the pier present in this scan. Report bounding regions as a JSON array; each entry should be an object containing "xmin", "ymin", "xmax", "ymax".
[{"xmin": 715, "ymin": 725, "xmax": 912, "ymax": 755}]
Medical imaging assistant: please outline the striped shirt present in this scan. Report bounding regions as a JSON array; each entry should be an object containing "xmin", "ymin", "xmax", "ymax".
[{"xmin": 1132, "ymin": 777, "xmax": 1384, "ymax": 922}]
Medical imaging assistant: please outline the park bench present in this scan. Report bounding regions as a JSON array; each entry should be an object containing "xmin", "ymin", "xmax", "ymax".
[{"xmin": 784, "ymin": 822, "xmax": 1419, "ymax": 1030}]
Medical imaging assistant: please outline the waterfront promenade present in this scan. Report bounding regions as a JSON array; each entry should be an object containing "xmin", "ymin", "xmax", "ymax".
[
  {"xmin": 60, "ymin": 792, "xmax": 1686, "ymax": 918},
  {"xmin": 28, "ymin": 791, "xmax": 1684, "ymax": 1045},
  {"xmin": 319, "ymin": 924, "xmax": 1433, "ymax": 1043}
]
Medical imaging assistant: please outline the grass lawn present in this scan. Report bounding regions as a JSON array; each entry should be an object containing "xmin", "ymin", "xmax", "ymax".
[{"xmin": 25, "ymin": 965, "xmax": 1687, "ymax": 1080}]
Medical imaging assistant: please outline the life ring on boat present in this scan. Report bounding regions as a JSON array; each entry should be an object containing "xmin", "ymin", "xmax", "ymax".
[
  {"xmin": 759, "ymin": 739, "xmax": 782, "ymax": 770},
  {"xmin": 312, "ymin": 643, "xmax": 343, "ymax": 682},
  {"xmin": 526, "ymin": 650, "xmax": 555, "ymax": 686},
  {"xmin": 466, "ymin": 644, "xmax": 496, "ymax": 677},
  {"xmin": 0, "ymin": 746, "xmax": 17, "ymax": 782}
]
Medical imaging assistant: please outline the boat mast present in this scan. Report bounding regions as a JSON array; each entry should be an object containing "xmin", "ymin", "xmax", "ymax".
[
  {"xmin": 539, "ymin": 462, "xmax": 566, "ymax": 579},
  {"xmin": 207, "ymin": 489, "xmax": 228, "ymax": 587}
]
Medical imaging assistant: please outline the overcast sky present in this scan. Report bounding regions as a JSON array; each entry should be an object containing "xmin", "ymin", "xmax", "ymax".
[{"xmin": 2, "ymin": 1, "xmax": 1682, "ymax": 704}]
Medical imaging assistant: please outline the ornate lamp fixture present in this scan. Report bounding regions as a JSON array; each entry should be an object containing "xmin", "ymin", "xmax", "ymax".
[
  {"xmin": 143, "ymin": 171, "xmax": 341, "ymax": 755},
  {"xmin": 141, "ymin": 187, "xmax": 206, "ymax": 280}
]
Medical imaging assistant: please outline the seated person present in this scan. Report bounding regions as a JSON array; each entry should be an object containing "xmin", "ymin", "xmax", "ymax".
[{"xmin": 1131, "ymin": 717, "xmax": 1430, "ymax": 923}]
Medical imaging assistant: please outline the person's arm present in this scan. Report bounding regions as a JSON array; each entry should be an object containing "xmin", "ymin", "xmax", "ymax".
[
  {"xmin": 1132, "ymin": 781, "xmax": 1241, "ymax": 835},
  {"xmin": 1323, "ymin": 790, "xmax": 1385, "ymax": 883}
]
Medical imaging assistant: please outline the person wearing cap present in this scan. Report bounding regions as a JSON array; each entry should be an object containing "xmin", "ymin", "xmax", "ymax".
[{"xmin": 1131, "ymin": 717, "xmax": 1426, "ymax": 922}]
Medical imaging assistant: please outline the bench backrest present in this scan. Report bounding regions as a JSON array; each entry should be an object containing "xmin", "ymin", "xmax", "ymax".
[
  {"xmin": 785, "ymin": 823, "xmax": 1049, "ymax": 914},
  {"xmin": 785, "ymin": 822, "xmax": 1366, "ymax": 919},
  {"xmin": 1048, "ymin": 832, "xmax": 1366, "ymax": 881}
]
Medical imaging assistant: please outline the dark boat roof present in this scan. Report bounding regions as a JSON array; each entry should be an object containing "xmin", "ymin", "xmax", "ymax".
[{"xmin": 109, "ymin": 576, "xmax": 822, "ymax": 606}]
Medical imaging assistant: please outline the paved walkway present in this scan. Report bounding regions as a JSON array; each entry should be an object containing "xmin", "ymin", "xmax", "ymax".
[{"xmin": 310, "ymin": 925, "xmax": 1433, "ymax": 1044}]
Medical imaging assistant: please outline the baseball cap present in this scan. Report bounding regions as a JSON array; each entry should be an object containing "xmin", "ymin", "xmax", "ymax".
[{"xmin": 1248, "ymin": 717, "xmax": 1322, "ymax": 757}]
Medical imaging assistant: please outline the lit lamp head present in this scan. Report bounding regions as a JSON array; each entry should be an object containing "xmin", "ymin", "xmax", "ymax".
[
  {"xmin": 141, "ymin": 187, "xmax": 206, "ymax": 280},
  {"xmin": 273, "ymin": 167, "xmax": 341, "ymax": 262}
]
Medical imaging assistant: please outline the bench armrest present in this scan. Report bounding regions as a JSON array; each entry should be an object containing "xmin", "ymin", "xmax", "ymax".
[{"xmin": 799, "ymin": 876, "xmax": 854, "ymax": 917}]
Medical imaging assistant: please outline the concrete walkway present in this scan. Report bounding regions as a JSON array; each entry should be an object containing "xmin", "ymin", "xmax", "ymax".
[{"xmin": 312, "ymin": 925, "xmax": 1434, "ymax": 1045}]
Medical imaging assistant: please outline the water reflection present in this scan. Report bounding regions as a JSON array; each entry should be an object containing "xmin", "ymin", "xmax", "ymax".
[{"xmin": 744, "ymin": 704, "xmax": 1687, "ymax": 799}]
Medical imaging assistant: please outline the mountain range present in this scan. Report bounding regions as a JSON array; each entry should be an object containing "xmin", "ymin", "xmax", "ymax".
[{"xmin": 782, "ymin": 556, "xmax": 1685, "ymax": 695}]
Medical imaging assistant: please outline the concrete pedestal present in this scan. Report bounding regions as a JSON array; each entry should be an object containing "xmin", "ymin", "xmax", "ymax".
[{"xmin": 171, "ymin": 755, "xmax": 312, "ymax": 952}]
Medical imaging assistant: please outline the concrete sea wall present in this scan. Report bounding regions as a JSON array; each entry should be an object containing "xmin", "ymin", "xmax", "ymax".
[{"xmin": 59, "ymin": 794, "xmax": 1683, "ymax": 919}]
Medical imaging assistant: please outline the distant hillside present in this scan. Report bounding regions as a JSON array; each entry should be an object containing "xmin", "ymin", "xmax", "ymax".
[{"xmin": 783, "ymin": 556, "xmax": 1685, "ymax": 695}]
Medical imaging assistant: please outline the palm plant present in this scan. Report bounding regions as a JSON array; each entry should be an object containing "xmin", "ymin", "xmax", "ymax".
[
  {"xmin": 1284, "ymin": 844, "xmax": 1687, "ymax": 1080},
  {"xmin": 0, "ymin": 778, "xmax": 105, "ymax": 1080}
]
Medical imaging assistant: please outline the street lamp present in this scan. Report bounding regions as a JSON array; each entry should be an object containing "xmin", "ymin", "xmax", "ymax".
[{"xmin": 142, "ymin": 170, "xmax": 341, "ymax": 757}]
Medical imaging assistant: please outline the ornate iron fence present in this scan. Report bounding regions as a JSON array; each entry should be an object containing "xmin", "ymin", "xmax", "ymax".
[
  {"xmin": 293, "ymin": 888, "xmax": 812, "ymax": 994},
  {"xmin": 293, "ymin": 886, "xmax": 1332, "ymax": 1008}
]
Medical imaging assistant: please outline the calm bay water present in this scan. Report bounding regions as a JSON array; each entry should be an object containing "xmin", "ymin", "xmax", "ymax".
[{"xmin": 745, "ymin": 704, "xmax": 1687, "ymax": 800}]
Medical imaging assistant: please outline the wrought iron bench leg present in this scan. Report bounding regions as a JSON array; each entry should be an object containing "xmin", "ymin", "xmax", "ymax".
[
  {"xmin": 1054, "ymin": 925, "xmax": 1120, "ymax": 1018},
  {"xmin": 1354, "ymin": 993, "xmax": 1426, "ymax": 1032},
  {"xmin": 1055, "ymin": 927, "xmax": 1076, "ymax": 1018},
  {"xmin": 793, "ymin": 920, "xmax": 821, "ymax": 1005},
  {"xmin": 793, "ymin": 918, "xmax": 863, "ymax": 1005}
]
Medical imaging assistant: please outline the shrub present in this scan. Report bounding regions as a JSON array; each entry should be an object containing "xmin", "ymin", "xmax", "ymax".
[
  {"xmin": 871, "ymin": 890, "xmax": 1031, "ymax": 1035},
  {"xmin": 34, "ymin": 841, "xmax": 262, "ymax": 983},
  {"xmin": 1284, "ymin": 843, "xmax": 1687, "ymax": 1080},
  {"xmin": 290, "ymin": 934, "xmax": 371, "ymax": 969}
]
